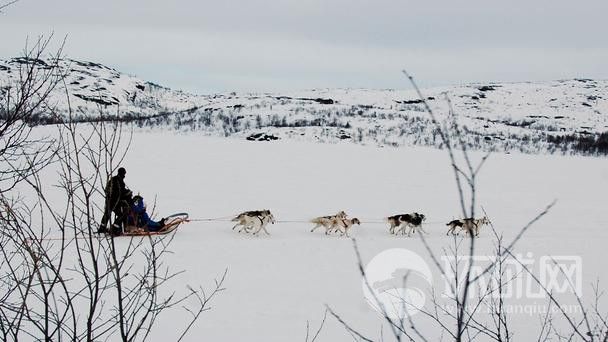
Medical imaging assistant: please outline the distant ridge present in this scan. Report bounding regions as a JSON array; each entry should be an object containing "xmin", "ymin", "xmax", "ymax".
[{"xmin": 1, "ymin": 57, "xmax": 607, "ymax": 155}]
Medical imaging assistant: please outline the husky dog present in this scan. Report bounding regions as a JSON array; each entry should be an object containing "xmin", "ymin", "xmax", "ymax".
[
  {"xmin": 331, "ymin": 218, "xmax": 361, "ymax": 237},
  {"xmin": 310, "ymin": 211, "xmax": 348, "ymax": 235},
  {"xmin": 446, "ymin": 216, "xmax": 490, "ymax": 237},
  {"xmin": 387, "ymin": 213, "xmax": 427, "ymax": 236},
  {"xmin": 232, "ymin": 210, "xmax": 276, "ymax": 236}
]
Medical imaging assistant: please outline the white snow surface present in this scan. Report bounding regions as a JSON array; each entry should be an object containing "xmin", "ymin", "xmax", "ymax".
[{"xmin": 42, "ymin": 130, "xmax": 606, "ymax": 341}]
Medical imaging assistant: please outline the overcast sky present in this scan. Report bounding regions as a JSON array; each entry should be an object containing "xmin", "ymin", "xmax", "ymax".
[{"xmin": 1, "ymin": 0, "xmax": 607, "ymax": 94}]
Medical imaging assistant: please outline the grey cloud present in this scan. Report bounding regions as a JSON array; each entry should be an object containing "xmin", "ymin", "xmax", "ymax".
[{"xmin": 1, "ymin": 0, "xmax": 607, "ymax": 93}]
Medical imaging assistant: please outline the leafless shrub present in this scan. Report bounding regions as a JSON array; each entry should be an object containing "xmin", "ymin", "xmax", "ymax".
[
  {"xmin": 0, "ymin": 36, "xmax": 65, "ymax": 194},
  {"xmin": 0, "ymin": 38, "xmax": 225, "ymax": 341}
]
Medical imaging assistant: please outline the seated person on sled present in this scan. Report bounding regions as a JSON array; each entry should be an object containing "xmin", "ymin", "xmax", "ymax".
[{"xmin": 125, "ymin": 195, "xmax": 166, "ymax": 233}]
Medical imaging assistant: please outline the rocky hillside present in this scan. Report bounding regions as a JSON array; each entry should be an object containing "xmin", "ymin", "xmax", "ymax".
[
  {"xmin": 0, "ymin": 57, "xmax": 202, "ymax": 121},
  {"xmin": 1, "ymin": 57, "xmax": 607, "ymax": 155}
]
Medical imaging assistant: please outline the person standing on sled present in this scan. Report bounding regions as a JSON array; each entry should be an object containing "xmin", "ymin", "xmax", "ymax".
[
  {"xmin": 128, "ymin": 195, "xmax": 166, "ymax": 232},
  {"xmin": 99, "ymin": 167, "xmax": 132, "ymax": 235}
]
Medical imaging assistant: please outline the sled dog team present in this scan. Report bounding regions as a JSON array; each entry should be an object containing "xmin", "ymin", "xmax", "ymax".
[{"xmin": 232, "ymin": 210, "xmax": 491, "ymax": 237}]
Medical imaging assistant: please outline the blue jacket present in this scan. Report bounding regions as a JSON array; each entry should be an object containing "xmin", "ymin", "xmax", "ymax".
[{"xmin": 128, "ymin": 197, "xmax": 163, "ymax": 231}]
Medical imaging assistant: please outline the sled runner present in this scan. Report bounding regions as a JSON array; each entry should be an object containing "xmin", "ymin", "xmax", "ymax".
[{"xmin": 121, "ymin": 213, "xmax": 189, "ymax": 237}]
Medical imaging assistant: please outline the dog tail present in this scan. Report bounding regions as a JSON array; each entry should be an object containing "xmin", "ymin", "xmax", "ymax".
[{"xmin": 385, "ymin": 216, "xmax": 398, "ymax": 224}]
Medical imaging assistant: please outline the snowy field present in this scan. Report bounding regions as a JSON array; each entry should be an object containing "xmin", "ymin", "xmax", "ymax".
[{"xmin": 90, "ymin": 131, "xmax": 608, "ymax": 341}]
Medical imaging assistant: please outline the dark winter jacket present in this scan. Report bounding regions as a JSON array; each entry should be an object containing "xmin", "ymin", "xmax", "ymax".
[{"xmin": 105, "ymin": 175, "xmax": 130, "ymax": 208}]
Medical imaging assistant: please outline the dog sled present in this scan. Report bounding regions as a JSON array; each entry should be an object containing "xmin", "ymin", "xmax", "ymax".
[{"xmin": 121, "ymin": 212, "xmax": 189, "ymax": 237}]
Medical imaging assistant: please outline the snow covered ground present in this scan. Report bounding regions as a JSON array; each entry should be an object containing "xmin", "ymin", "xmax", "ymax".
[
  {"xmin": 3, "ymin": 56, "xmax": 607, "ymax": 342},
  {"xmin": 107, "ymin": 131, "xmax": 608, "ymax": 341}
]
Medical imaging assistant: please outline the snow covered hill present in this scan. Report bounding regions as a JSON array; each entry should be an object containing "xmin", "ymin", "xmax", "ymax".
[
  {"xmin": 2, "ymin": 57, "xmax": 607, "ymax": 155},
  {"xmin": 0, "ymin": 57, "xmax": 201, "ymax": 120}
]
